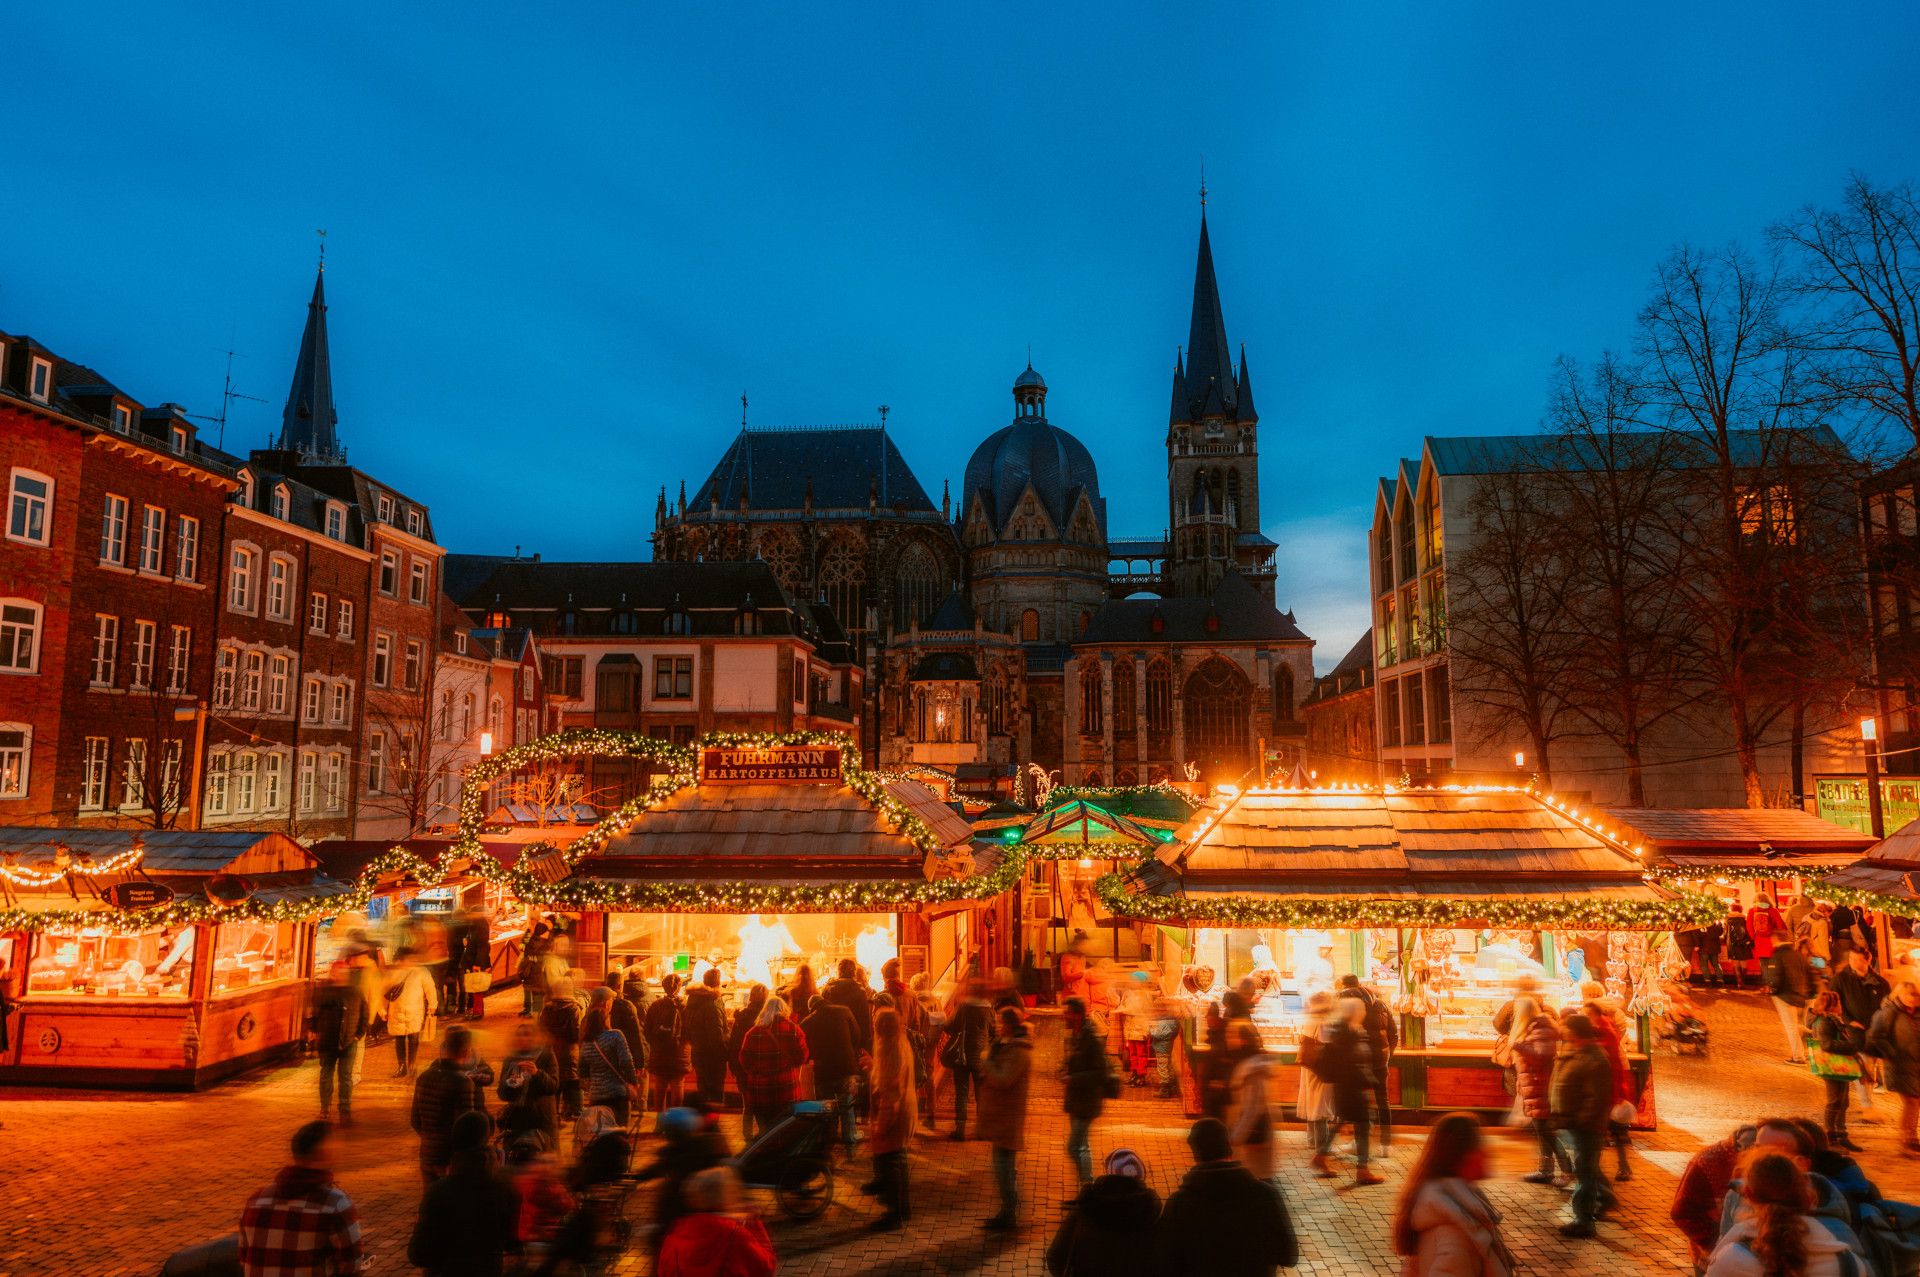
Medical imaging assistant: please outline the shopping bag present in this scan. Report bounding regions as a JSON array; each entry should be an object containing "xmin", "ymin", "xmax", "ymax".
[{"xmin": 463, "ymin": 970, "xmax": 493, "ymax": 994}]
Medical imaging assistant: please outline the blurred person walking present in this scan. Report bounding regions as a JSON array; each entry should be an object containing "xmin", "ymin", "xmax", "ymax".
[
  {"xmin": 408, "ymin": 1110, "xmax": 518, "ymax": 1277},
  {"xmin": 940, "ymin": 976, "xmax": 993, "ymax": 1141},
  {"xmin": 1551, "ymin": 1012, "xmax": 1614, "ymax": 1239},
  {"xmin": 1151, "ymin": 1117, "xmax": 1299, "ymax": 1277},
  {"xmin": 1392, "ymin": 1112, "xmax": 1514, "ymax": 1277},
  {"xmin": 1226, "ymin": 1020, "xmax": 1276, "ymax": 1181},
  {"xmin": 865, "ymin": 1006, "xmax": 916, "ymax": 1232},
  {"xmin": 308, "ymin": 963, "xmax": 369, "ymax": 1126},
  {"xmin": 656, "ymin": 1166, "xmax": 777, "ymax": 1277},
  {"xmin": 1508, "ymin": 997, "xmax": 1572, "ymax": 1185},
  {"xmin": 411, "ymin": 1026, "xmax": 487, "ymax": 1184},
  {"xmin": 1866, "ymin": 978, "xmax": 1920, "ymax": 1149},
  {"xmin": 383, "ymin": 947, "xmax": 438, "ymax": 1080},
  {"xmin": 979, "ymin": 1006, "xmax": 1034, "ymax": 1231},
  {"xmin": 1062, "ymin": 995, "xmax": 1114, "ymax": 1191}
]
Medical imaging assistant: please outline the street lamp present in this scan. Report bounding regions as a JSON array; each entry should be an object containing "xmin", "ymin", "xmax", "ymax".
[{"xmin": 1861, "ymin": 717, "xmax": 1886, "ymax": 840}]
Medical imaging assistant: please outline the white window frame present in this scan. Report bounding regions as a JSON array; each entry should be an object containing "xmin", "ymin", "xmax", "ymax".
[
  {"xmin": 263, "ymin": 752, "xmax": 285, "ymax": 811},
  {"xmin": 129, "ymin": 619, "xmax": 157, "ymax": 690},
  {"xmin": 236, "ymin": 469, "xmax": 255, "ymax": 508},
  {"xmin": 139, "ymin": 505, "xmax": 166, "ymax": 574},
  {"xmin": 302, "ymin": 676, "xmax": 323, "ymax": 723},
  {"xmin": 100, "ymin": 493, "xmax": 128, "ymax": 565},
  {"xmin": 377, "ymin": 493, "xmax": 394, "ymax": 524},
  {"xmin": 111, "ymin": 404, "xmax": 132, "ymax": 434},
  {"xmin": 331, "ymin": 681, "xmax": 351, "ymax": 725},
  {"xmin": 228, "ymin": 544, "xmax": 259, "ymax": 613},
  {"xmin": 309, "ymin": 592, "xmax": 329, "ymax": 633},
  {"xmin": 239, "ymin": 649, "xmax": 264, "ymax": 711},
  {"xmin": 265, "ymin": 554, "xmax": 295, "ymax": 621},
  {"xmin": 81, "ymin": 736, "xmax": 109, "ymax": 809},
  {"xmin": 91, "ymin": 614, "xmax": 119, "ymax": 687},
  {"xmin": 372, "ymin": 633, "xmax": 392, "ymax": 687},
  {"xmin": 367, "ymin": 730, "xmax": 387, "ymax": 794},
  {"xmin": 0, "ymin": 723, "xmax": 29, "ymax": 799},
  {"xmin": 270, "ymin": 484, "xmax": 290, "ymax": 521},
  {"xmin": 214, "ymin": 646, "xmax": 236, "ymax": 708},
  {"xmin": 28, "ymin": 358, "xmax": 52, "ymax": 403},
  {"xmin": 234, "ymin": 751, "xmax": 258, "ymax": 813},
  {"xmin": 379, "ymin": 549, "xmax": 399, "ymax": 596},
  {"xmin": 205, "ymin": 752, "xmax": 229, "ymax": 816},
  {"xmin": 324, "ymin": 502, "xmax": 347, "ymax": 542},
  {"xmin": 408, "ymin": 559, "xmax": 430, "ymax": 605},
  {"xmin": 298, "ymin": 750, "xmax": 317, "ymax": 811},
  {"xmin": 122, "ymin": 737, "xmax": 147, "ymax": 808},
  {"xmin": 403, "ymin": 640, "xmax": 423, "ymax": 689},
  {"xmin": 406, "ymin": 508, "xmax": 422, "ymax": 535},
  {"xmin": 337, "ymin": 599, "xmax": 354, "ymax": 640},
  {"xmin": 166, "ymin": 625, "xmax": 191, "ymax": 694},
  {"xmin": 174, "ymin": 515, "xmax": 199, "ymax": 581},
  {"xmin": 267, "ymin": 654, "xmax": 291, "ymax": 715},
  {"xmin": 325, "ymin": 752, "xmax": 344, "ymax": 811},
  {"xmin": 0, "ymin": 600, "xmax": 42, "ymax": 673},
  {"xmin": 7, "ymin": 468, "xmax": 53, "ymax": 547}
]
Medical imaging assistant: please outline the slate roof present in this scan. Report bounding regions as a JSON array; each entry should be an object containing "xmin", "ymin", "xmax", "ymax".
[
  {"xmin": 1173, "ymin": 215, "xmax": 1253, "ymax": 424},
  {"xmin": 1822, "ymin": 816, "xmax": 1920, "ymax": 900},
  {"xmin": 962, "ymin": 413, "xmax": 1106, "ymax": 537},
  {"xmin": 0, "ymin": 828, "xmax": 308, "ymax": 874},
  {"xmin": 451, "ymin": 559, "xmax": 801, "ymax": 638},
  {"xmin": 1606, "ymin": 808, "xmax": 1873, "ymax": 867},
  {"xmin": 921, "ymin": 590, "xmax": 977, "ymax": 632},
  {"xmin": 1080, "ymin": 571, "xmax": 1308, "ymax": 645},
  {"xmin": 910, "ymin": 652, "xmax": 979, "ymax": 681},
  {"xmin": 1329, "ymin": 631, "xmax": 1372, "ymax": 678},
  {"xmin": 1423, "ymin": 427, "xmax": 1851, "ymax": 478},
  {"xmin": 689, "ymin": 427, "xmax": 938, "ymax": 514},
  {"xmin": 276, "ymin": 268, "xmax": 342, "ymax": 463}
]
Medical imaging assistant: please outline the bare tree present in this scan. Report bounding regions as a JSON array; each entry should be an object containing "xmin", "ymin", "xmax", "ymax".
[
  {"xmin": 356, "ymin": 701, "xmax": 476, "ymax": 837},
  {"xmin": 1445, "ymin": 463, "xmax": 1579, "ymax": 787}
]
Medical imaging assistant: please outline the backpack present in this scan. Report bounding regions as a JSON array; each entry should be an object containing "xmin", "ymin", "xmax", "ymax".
[{"xmin": 1860, "ymin": 1199, "xmax": 1920, "ymax": 1277}]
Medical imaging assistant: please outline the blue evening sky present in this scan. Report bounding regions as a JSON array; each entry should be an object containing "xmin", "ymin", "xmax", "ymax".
[{"xmin": 8, "ymin": 2, "xmax": 1917, "ymax": 669}]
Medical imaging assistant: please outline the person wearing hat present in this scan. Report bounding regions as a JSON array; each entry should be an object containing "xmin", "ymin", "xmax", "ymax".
[
  {"xmin": 1151, "ymin": 1118, "xmax": 1299, "ymax": 1276},
  {"xmin": 1046, "ymin": 1148, "xmax": 1162, "ymax": 1277},
  {"xmin": 408, "ymin": 1109, "xmax": 519, "ymax": 1277}
]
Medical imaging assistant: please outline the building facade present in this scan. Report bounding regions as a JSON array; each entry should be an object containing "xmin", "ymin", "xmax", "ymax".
[{"xmin": 1302, "ymin": 630, "xmax": 1377, "ymax": 785}]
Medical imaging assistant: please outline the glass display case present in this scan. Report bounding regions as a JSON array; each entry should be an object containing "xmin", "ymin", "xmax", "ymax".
[
  {"xmin": 208, "ymin": 921, "xmax": 300, "ymax": 995},
  {"xmin": 606, "ymin": 911, "xmax": 898, "ymax": 992},
  {"xmin": 25, "ymin": 924, "xmax": 197, "ymax": 999}
]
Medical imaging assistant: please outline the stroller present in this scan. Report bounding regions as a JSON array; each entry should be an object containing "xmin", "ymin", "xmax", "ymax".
[
  {"xmin": 1654, "ymin": 982, "xmax": 1710, "ymax": 1055},
  {"xmin": 733, "ymin": 1099, "xmax": 840, "ymax": 1220}
]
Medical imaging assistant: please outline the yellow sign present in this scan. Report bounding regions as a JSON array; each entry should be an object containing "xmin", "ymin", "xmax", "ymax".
[{"xmin": 700, "ymin": 745, "xmax": 843, "ymax": 784}]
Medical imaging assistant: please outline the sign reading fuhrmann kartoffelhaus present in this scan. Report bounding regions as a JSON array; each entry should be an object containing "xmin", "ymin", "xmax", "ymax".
[{"xmin": 700, "ymin": 745, "xmax": 843, "ymax": 784}]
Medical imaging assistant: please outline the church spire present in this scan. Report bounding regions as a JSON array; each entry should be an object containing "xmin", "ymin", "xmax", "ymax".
[
  {"xmin": 276, "ymin": 265, "xmax": 343, "ymax": 462},
  {"xmin": 1183, "ymin": 213, "xmax": 1238, "ymax": 419}
]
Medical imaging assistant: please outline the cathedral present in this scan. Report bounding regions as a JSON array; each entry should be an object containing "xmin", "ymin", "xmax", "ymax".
[{"xmin": 654, "ymin": 212, "xmax": 1314, "ymax": 789}]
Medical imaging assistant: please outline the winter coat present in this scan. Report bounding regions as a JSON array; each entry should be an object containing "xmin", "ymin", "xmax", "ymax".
[
  {"xmin": 1747, "ymin": 905, "xmax": 1787, "ymax": 960},
  {"xmin": 1549, "ymin": 1043, "xmax": 1613, "ymax": 1133},
  {"xmin": 655, "ymin": 1210, "xmax": 777, "ymax": 1277},
  {"xmin": 823, "ymin": 976, "xmax": 873, "ymax": 1051},
  {"xmin": 407, "ymin": 1151, "xmax": 520, "ymax": 1277},
  {"xmin": 1401, "ymin": 1178, "xmax": 1514, "ymax": 1277},
  {"xmin": 410, "ymin": 1059, "xmax": 487, "ymax": 1167},
  {"xmin": 1294, "ymin": 1018, "xmax": 1333, "ymax": 1122},
  {"xmin": 307, "ymin": 981, "xmax": 369, "ymax": 1053},
  {"xmin": 1725, "ymin": 917, "xmax": 1755, "ymax": 962},
  {"xmin": 1229, "ymin": 1052, "xmax": 1275, "ymax": 1146},
  {"xmin": 1585, "ymin": 1005, "xmax": 1633, "ymax": 1106},
  {"xmin": 1703, "ymin": 1217, "xmax": 1855, "ymax": 1277},
  {"xmin": 978, "ymin": 1032, "xmax": 1034, "ymax": 1150},
  {"xmin": 1868, "ymin": 1000, "xmax": 1920, "ymax": 1095},
  {"xmin": 645, "ymin": 995, "xmax": 686, "ymax": 1079},
  {"xmin": 1800, "ymin": 912, "xmax": 1834, "ymax": 963},
  {"xmin": 1672, "ymin": 1130, "xmax": 1752, "ymax": 1252},
  {"xmin": 738, "ymin": 1017, "xmax": 810, "ymax": 1114},
  {"xmin": 1320, "ymin": 1024, "xmax": 1378, "ymax": 1121},
  {"xmin": 727, "ymin": 1003, "xmax": 761, "ymax": 1077},
  {"xmin": 384, "ymin": 963, "xmax": 438, "ymax": 1038},
  {"xmin": 606, "ymin": 992, "xmax": 645, "ymax": 1066},
  {"xmin": 1063, "ymin": 1021, "xmax": 1111, "ymax": 1120},
  {"xmin": 578, "ymin": 1028, "xmax": 638, "ymax": 1106},
  {"xmin": 1046, "ymin": 1173, "xmax": 1162, "ymax": 1277},
  {"xmin": 801, "ymin": 1002, "xmax": 860, "ymax": 1088},
  {"xmin": 1714, "ymin": 1174, "xmax": 1869, "ymax": 1275},
  {"xmin": 497, "ymin": 1046, "xmax": 560, "ymax": 1142},
  {"xmin": 1511, "ymin": 1016, "xmax": 1561, "ymax": 1122},
  {"xmin": 1833, "ymin": 968, "xmax": 1890, "ymax": 1035},
  {"xmin": 1150, "ymin": 1159, "xmax": 1299, "ymax": 1277},
  {"xmin": 867, "ymin": 1052, "xmax": 917, "ymax": 1156},
  {"xmin": 681, "ymin": 986, "xmax": 729, "ymax": 1053},
  {"xmin": 941, "ymin": 997, "xmax": 992, "ymax": 1073},
  {"xmin": 1764, "ymin": 947, "xmax": 1815, "ymax": 1007}
]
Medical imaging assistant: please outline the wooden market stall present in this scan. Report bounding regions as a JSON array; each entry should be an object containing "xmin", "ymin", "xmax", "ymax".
[
  {"xmin": 1813, "ymin": 819, "xmax": 1920, "ymax": 969},
  {"xmin": 0, "ymin": 828, "xmax": 350, "ymax": 1089},
  {"xmin": 1107, "ymin": 786, "xmax": 1701, "ymax": 1124},
  {"xmin": 557, "ymin": 741, "xmax": 995, "ymax": 1006}
]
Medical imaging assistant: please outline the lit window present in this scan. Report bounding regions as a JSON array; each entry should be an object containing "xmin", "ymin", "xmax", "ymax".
[
  {"xmin": 92, "ymin": 614, "xmax": 119, "ymax": 686},
  {"xmin": 7, "ymin": 469, "xmax": 52, "ymax": 546},
  {"xmin": 174, "ymin": 516, "xmax": 199, "ymax": 580},
  {"xmin": 166, "ymin": 626, "xmax": 191, "ymax": 694},
  {"xmin": 139, "ymin": 506, "xmax": 165, "ymax": 573},
  {"xmin": 81, "ymin": 737, "xmax": 109, "ymax": 809},
  {"xmin": 0, "ymin": 724, "xmax": 28, "ymax": 798},
  {"xmin": 228, "ymin": 546, "xmax": 258, "ymax": 612},
  {"xmin": 267, "ymin": 654, "xmax": 290, "ymax": 714},
  {"xmin": 129, "ymin": 619, "xmax": 157, "ymax": 689},
  {"xmin": 309, "ymin": 592, "xmax": 329, "ymax": 633},
  {"xmin": 0, "ymin": 601, "xmax": 41, "ymax": 673},
  {"xmin": 337, "ymin": 599, "xmax": 354, "ymax": 639},
  {"xmin": 100, "ymin": 494, "xmax": 128, "ymax": 564}
]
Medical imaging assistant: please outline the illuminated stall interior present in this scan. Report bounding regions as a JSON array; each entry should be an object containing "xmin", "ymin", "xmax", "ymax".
[
  {"xmin": 311, "ymin": 838, "xmax": 534, "ymax": 980},
  {"xmin": 998, "ymin": 796, "xmax": 1187, "ymax": 965}
]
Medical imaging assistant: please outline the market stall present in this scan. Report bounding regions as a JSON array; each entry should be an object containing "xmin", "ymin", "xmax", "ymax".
[
  {"xmin": 311, "ymin": 839, "xmax": 536, "ymax": 985},
  {"xmin": 0, "ymin": 828, "xmax": 352, "ymax": 1088},
  {"xmin": 1810, "ymin": 819, "xmax": 1920, "ymax": 970},
  {"xmin": 1104, "ymin": 785, "xmax": 1708, "ymax": 1124},
  {"xmin": 554, "ymin": 741, "xmax": 990, "ymax": 1007}
]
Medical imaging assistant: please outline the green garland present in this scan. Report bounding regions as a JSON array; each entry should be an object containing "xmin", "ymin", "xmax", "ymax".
[
  {"xmin": 1645, "ymin": 862, "xmax": 1843, "ymax": 883},
  {"xmin": 1806, "ymin": 880, "xmax": 1920, "ymax": 921}
]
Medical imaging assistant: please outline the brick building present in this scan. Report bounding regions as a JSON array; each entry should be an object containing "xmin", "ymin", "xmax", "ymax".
[{"xmin": 1301, "ymin": 629, "xmax": 1377, "ymax": 785}]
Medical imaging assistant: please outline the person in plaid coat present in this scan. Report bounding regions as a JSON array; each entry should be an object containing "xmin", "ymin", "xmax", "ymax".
[
  {"xmin": 737, "ymin": 996, "xmax": 810, "ymax": 1132},
  {"xmin": 238, "ymin": 1120, "xmax": 364, "ymax": 1277}
]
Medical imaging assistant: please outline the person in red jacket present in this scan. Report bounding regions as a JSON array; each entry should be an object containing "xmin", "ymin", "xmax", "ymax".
[
  {"xmin": 1671, "ymin": 1124, "xmax": 1757, "ymax": 1271},
  {"xmin": 656, "ymin": 1166, "xmax": 776, "ymax": 1277},
  {"xmin": 1748, "ymin": 895, "xmax": 1788, "ymax": 965},
  {"xmin": 1578, "ymin": 983, "xmax": 1635, "ymax": 1183}
]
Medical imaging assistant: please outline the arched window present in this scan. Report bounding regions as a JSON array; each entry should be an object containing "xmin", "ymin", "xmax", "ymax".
[
  {"xmin": 892, "ymin": 542, "xmax": 944, "ymax": 630},
  {"xmin": 1116, "ymin": 768, "xmax": 1137, "ymax": 786},
  {"xmin": 1273, "ymin": 664, "xmax": 1296, "ymax": 724},
  {"xmin": 1226, "ymin": 470, "xmax": 1241, "ymax": 529},
  {"xmin": 1083, "ymin": 770, "xmax": 1104, "ymax": 787},
  {"xmin": 1184, "ymin": 657, "xmax": 1252, "ymax": 780},
  {"xmin": 985, "ymin": 667, "xmax": 1010, "ymax": 736},
  {"xmin": 914, "ymin": 689, "xmax": 929, "ymax": 742},
  {"xmin": 819, "ymin": 534, "xmax": 866, "ymax": 636},
  {"xmin": 1145, "ymin": 658, "xmax": 1174, "ymax": 738},
  {"xmin": 1020, "ymin": 609, "xmax": 1040, "ymax": 642},
  {"xmin": 1111, "ymin": 659, "xmax": 1137, "ymax": 735},
  {"xmin": 1079, "ymin": 662, "xmax": 1104, "ymax": 735},
  {"xmin": 756, "ymin": 527, "xmax": 803, "ymax": 596}
]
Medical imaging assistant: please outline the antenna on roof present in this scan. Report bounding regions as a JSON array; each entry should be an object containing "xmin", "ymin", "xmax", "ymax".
[
  {"xmin": 316, "ymin": 228, "xmax": 327, "ymax": 273},
  {"xmin": 184, "ymin": 342, "xmax": 267, "ymax": 451}
]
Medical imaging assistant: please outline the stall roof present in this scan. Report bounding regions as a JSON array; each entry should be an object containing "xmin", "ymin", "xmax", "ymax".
[
  {"xmin": 1606, "ymin": 808, "xmax": 1873, "ymax": 867},
  {"xmin": 1819, "ymin": 815, "xmax": 1920, "ymax": 901},
  {"xmin": 1046, "ymin": 787, "xmax": 1197, "ymax": 827},
  {"xmin": 0, "ymin": 827, "xmax": 313, "ymax": 875},
  {"xmin": 490, "ymin": 803, "xmax": 600, "ymax": 826},
  {"xmin": 587, "ymin": 778, "xmax": 972, "ymax": 865},
  {"xmin": 314, "ymin": 839, "xmax": 527, "ymax": 881},
  {"xmin": 1014, "ymin": 799, "xmax": 1164, "ymax": 848}
]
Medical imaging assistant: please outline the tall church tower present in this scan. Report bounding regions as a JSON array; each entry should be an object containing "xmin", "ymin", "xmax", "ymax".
[{"xmin": 1165, "ymin": 211, "xmax": 1271, "ymax": 600}]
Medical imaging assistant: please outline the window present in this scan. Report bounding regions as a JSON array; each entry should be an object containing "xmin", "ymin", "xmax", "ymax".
[
  {"xmin": 379, "ymin": 550, "xmax": 398, "ymax": 595},
  {"xmin": 298, "ymin": 751, "xmax": 317, "ymax": 811},
  {"xmin": 100, "ymin": 494, "xmax": 128, "ymax": 564},
  {"xmin": 439, "ymin": 688, "xmax": 453, "ymax": 737},
  {"xmin": 122, "ymin": 737, "xmax": 147, "ymax": 808},
  {"xmin": 520, "ymin": 667, "xmax": 534, "ymax": 699},
  {"xmin": 111, "ymin": 404, "xmax": 132, "ymax": 433},
  {"xmin": 81, "ymin": 737, "xmax": 109, "ymax": 809},
  {"xmin": 406, "ymin": 508, "xmax": 422, "ymax": 535},
  {"xmin": 239, "ymin": 650, "xmax": 264, "ymax": 710},
  {"xmin": 732, "ymin": 607, "xmax": 763, "ymax": 635},
  {"xmin": 234, "ymin": 751, "xmax": 258, "ymax": 813},
  {"xmin": 324, "ymin": 504, "xmax": 346, "ymax": 542},
  {"xmin": 377, "ymin": 493, "xmax": 394, "ymax": 523},
  {"xmin": 1183, "ymin": 658, "xmax": 1253, "ymax": 778},
  {"xmin": 545, "ymin": 656, "xmax": 584, "ymax": 698},
  {"xmin": 336, "ymin": 600, "xmax": 354, "ymax": 639},
  {"xmin": 455, "ymin": 631, "xmax": 468, "ymax": 655},
  {"xmin": 302, "ymin": 676, "xmax": 323, "ymax": 723},
  {"xmin": 1273, "ymin": 664, "xmax": 1296, "ymax": 724},
  {"xmin": 892, "ymin": 542, "xmax": 944, "ymax": 630},
  {"xmin": 489, "ymin": 695, "xmax": 504, "ymax": 742},
  {"xmin": 0, "ymin": 601, "xmax": 42, "ymax": 672},
  {"xmin": 266, "ymin": 557, "xmax": 294, "ymax": 620},
  {"xmin": 408, "ymin": 560, "xmax": 430, "ymax": 604},
  {"xmin": 270, "ymin": 485, "xmax": 289, "ymax": 521},
  {"xmin": 7, "ymin": 469, "xmax": 52, "ymax": 545},
  {"xmin": 139, "ymin": 506, "xmax": 165, "ymax": 573},
  {"xmin": 325, "ymin": 752, "xmax": 344, "ymax": 811},
  {"xmin": 267, "ymin": 654, "xmax": 290, "ymax": 714},
  {"xmin": 1112, "ymin": 659, "xmax": 1137, "ymax": 735},
  {"xmin": 206, "ymin": 753, "xmax": 229, "ymax": 815},
  {"xmin": 1079, "ymin": 662, "xmax": 1104, "ymax": 735},
  {"xmin": 237, "ymin": 470, "xmax": 255, "ymax": 507},
  {"xmin": 1738, "ymin": 484, "xmax": 1799, "ymax": 544},
  {"xmin": 367, "ymin": 731, "xmax": 386, "ymax": 793},
  {"xmin": 170, "ymin": 426, "xmax": 188, "ymax": 454},
  {"xmin": 654, "ymin": 656, "xmax": 693, "ymax": 700},
  {"xmin": 331, "ymin": 682, "xmax": 351, "ymax": 724},
  {"xmin": 1021, "ymin": 609, "xmax": 1040, "ymax": 642},
  {"xmin": 403, "ymin": 641, "xmax": 423, "ymax": 689},
  {"xmin": 461, "ymin": 692, "xmax": 474, "ymax": 738},
  {"xmin": 1146, "ymin": 659, "xmax": 1174, "ymax": 737},
  {"xmin": 664, "ymin": 609, "xmax": 692, "ymax": 636},
  {"xmin": 29, "ymin": 358, "xmax": 51, "ymax": 402},
  {"xmin": 91, "ymin": 614, "xmax": 119, "ymax": 686},
  {"xmin": 0, "ymin": 725, "xmax": 28, "ymax": 798},
  {"xmin": 214, "ymin": 647, "xmax": 236, "ymax": 707},
  {"xmin": 166, "ymin": 626, "xmax": 191, "ymax": 693},
  {"xmin": 174, "ymin": 515, "xmax": 199, "ymax": 581},
  {"xmin": 228, "ymin": 546, "xmax": 258, "ymax": 612},
  {"xmin": 309, "ymin": 592, "xmax": 329, "ymax": 633},
  {"xmin": 372, "ymin": 633, "xmax": 392, "ymax": 686},
  {"xmin": 129, "ymin": 620, "xmax": 157, "ymax": 689},
  {"xmin": 263, "ymin": 753, "xmax": 284, "ymax": 810}
]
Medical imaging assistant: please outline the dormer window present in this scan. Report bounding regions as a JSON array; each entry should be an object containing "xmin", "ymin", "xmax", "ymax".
[
  {"xmin": 377, "ymin": 493, "xmax": 394, "ymax": 523},
  {"xmin": 485, "ymin": 610, "xmax": 509, "ymax": 628},
  {"xmin": 111, "ymin": 404, "xmax": 132, "ymax": 434},
  {"xmin": 170, "ymin": 425, "xmax": 188, "ymax": 453},
  {"xmin": 406, "ymin": 508, "xmax": 422, "ymax": 536},
  {"xmin": 323, "ymin": 502, "xmax": 346, "ymax": 541},
  {"xmin": 733, "ymin": 602, "xmax": 763, "ymax": 635},
  {"xmin": 236, "ymin": 470, "xmax": 256, "ymax": 508},
  {"xmin": 270, "ymin": 484, "xmax": 290, "ymax": 521},
  {"xmin": 664, "ymin": 608, "xmax": 692, "ymax": 636},
  {"xmin": 455, "ymin": 632, "xmax": 468, "ymax": 655},
  {"xmin": 29, "ymin": 358, "xmax": 52, "ymax": 403}
]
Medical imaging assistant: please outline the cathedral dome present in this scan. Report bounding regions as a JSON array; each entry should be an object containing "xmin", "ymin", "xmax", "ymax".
[{"xmin": 962, "ymin": 365, "xmax": 1104, "ymax": 538}]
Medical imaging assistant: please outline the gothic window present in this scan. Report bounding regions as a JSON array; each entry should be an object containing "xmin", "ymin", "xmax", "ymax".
[
  {"xmin": 892, "ymin": 542, "xmax": 944, "ymax": 630},
  {"xmin": 1145, "ymin": 658, "xmax": 1174, "ymax": 738},
  {"xmin": 1116, "ymin": 768, "xmax": 1137, "ymax": 786},
  {"xmin": 1184, "ymin": 657, "xmax": 1252, "ymax": 779},
  {"xmin": 1273, "ymin": 663, "xmax": 1296, "ymax": 724},
  {"xmin": 1084, "ymin": 770, "xmax": 1104, "ymax": 787},
  {"xmin": 756, "ymin": 528, "xmax": 803, "ymax": 596},
  {"xmin": 985, "ymin": 667, "xmax": 1010, "ymax": 736},
  {"xmin": 1112, "ymin": 659, "xmax": 1137, "ymax": 735},
  {"xmin": 1079, "ymin": 662, "xmax": 1104, "ymax": 736},
  {"xmin": 1020, "ymin": 609, "xmax": 1040, "ymax": 643},
  {"xmin": 819, "ymin": 534, "xmax": 867, "ymax": 635},
  {"xmin": 1227, "ymin": 471, "xmax": 1242, "ymax": 530}
]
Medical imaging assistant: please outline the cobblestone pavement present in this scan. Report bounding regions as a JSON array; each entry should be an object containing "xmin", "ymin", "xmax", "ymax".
[{"xmin": 8, "ymin": 987, "xmax": 1918, "ymax": 1276}]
